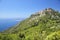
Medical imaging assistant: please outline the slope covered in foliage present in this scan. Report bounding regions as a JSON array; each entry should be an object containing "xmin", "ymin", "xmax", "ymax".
[{"xmin": 0, "ymin": 8, "xmax": 60, "ymax": 40}]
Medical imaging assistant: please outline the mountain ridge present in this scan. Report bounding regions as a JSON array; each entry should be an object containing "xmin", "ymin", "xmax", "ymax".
[{"xmin": 0, "ymin": 8, "xmax": 60, "ymax": 40}]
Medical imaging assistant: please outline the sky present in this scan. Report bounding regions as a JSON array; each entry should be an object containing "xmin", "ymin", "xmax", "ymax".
[{"xmin": 0, "ymin": 0, "xmax": 60, "ymax": 19}]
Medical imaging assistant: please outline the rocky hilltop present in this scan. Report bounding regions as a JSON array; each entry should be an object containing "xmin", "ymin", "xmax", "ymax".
[{"xmin": 0, "ymin": 8, "xmax": 60, "ymax": 40}]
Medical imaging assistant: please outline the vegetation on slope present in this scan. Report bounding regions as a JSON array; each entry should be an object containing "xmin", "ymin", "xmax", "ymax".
[{"xmin": 0, "ymin": 8, "xmax": 60, "ymax": 40}]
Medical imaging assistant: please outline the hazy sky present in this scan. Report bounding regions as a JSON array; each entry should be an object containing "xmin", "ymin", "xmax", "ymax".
[{"xmin": 0, "ymin": 0, "xmax": 60, "ymax": 19}]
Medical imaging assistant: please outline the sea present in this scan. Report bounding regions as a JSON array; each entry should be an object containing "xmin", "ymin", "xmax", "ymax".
[{"xmin": 0, "ymin": 18, "xmax": 23, "ymax": 32}]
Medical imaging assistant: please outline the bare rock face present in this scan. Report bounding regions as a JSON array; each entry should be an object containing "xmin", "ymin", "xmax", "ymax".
[
  {"xmin": 29, "ymin": 8, "xmax": 60, "ymax": 24},
  {"xmin": 31, "ymin": 8, "xmax": 59, "ymax": 18}
]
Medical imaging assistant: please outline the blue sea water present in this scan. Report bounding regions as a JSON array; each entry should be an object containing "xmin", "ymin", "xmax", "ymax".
[{"xmin": 0, "ymin": 18, "xmax": 23, "ymax": 32}]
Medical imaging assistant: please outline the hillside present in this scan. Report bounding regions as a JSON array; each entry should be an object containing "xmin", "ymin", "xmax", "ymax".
[{"xmin": 0, "ymin": 8, "xmax": 60, "ymax": 40}]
